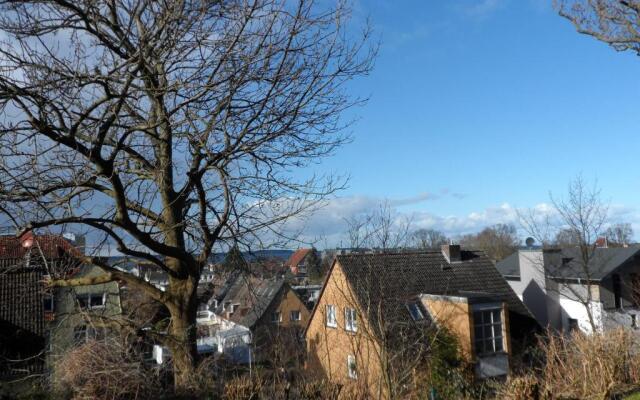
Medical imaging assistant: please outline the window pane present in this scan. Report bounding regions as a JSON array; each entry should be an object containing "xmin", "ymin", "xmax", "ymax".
[
  {"xmin": 495, "ymin": 338, "xmax": 503, "ymax": 352},
  {"xmin": 474, "ymin": 326, "xmax": 483, "ymax": 340},
  {"xmin": 492, "ymin": 309, "xmax": 501, "ymax": 322},
  {"xmin": 484, "ymin": 325, "xmax": 493, "ymax": 338},
  {"xmin": 473, "ymin": 311, "xmax": 483, "ymax": 324}
]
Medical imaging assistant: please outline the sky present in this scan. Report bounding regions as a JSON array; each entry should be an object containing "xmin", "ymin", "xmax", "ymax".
[{"xmin": 290, "ymin": 0, "xmax": 640, "ymax": 247}]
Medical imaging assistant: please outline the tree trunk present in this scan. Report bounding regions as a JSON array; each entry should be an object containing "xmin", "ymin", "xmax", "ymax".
[{"xmin": 166, "ymin": 275, "xmax": 199, "ymax": 393}]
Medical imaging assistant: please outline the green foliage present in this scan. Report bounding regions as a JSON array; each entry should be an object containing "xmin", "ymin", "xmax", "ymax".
[
  {"xmin": 424, "ymin": 328, "xmax": 474, "ymax": 400},
  {"xmin": 305, "ymin": 249, "xmax": 324, "ymax": 283}
]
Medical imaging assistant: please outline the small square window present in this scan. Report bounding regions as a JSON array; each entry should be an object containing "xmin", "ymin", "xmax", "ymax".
[
  {"xmin": 326, "ymin": 305, "xmax": 337, "ymax": 327},
  {"xmin": 290, "ymin": 310, "xmax": 301, "ymax": 322},
  {"xmin": 347, "ymin": 355, "xmax": 357, "ymax": 379}
]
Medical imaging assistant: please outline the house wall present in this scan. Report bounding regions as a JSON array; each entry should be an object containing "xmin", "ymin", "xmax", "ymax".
[
  {"xmin": 421, "ymin": 297, "xmax": 473, "ymax": 359},
  {"xmin": 47, "ymin": 265, "xmax": 121, "ymax": 366},
  {"xmin": 305, "ymin": 261, "xmax": 385, "ymax": 398},
  {"xmin": 253, "ymin": 285, "xmax": 311, "ymax": 363},
  {"xmin": 511, "ymin": 250, "xmax": 559, "ymax": 328}
]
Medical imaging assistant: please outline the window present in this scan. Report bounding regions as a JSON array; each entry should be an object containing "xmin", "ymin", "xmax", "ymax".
[
  {"xmin": 271, "ymin": 311, "xmax": 282, "ymax": 324},
  {"xmin": 347, "ymin": 355, "xmax": 357, "ymax": 379},
  {"xmin": 290, "ymin": 310, "xmax": 301, "ymax": 322},
  {"xmin": 326, "ymin": 305, "xmax": 337, "ymax": 327},
  {"xmin": 345, "ymin": 308, "xmax": 357, "ymax": 332},
  {"xmin": 43, "ymin": 294, "xmax": 54, "ymax": 312},
  {"xmin": 76, "ymin": 293, "xmax": 106, "ymax": 309},
  {"xmin": 407, "ymin": 302, "xmax": 425, "ymax": 321},
  {"xmin": 473, "ymin": 307, "xmax": 504, "ymax": 355}
]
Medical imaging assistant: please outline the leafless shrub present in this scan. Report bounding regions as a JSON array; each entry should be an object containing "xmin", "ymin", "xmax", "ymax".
[
  {"xmin": 52, "ymin": 338, "xmax": 164, "ymax": 400},
  {"xmin": 496, "ymin": 328, "xmax": 640, "ymax": 400}
]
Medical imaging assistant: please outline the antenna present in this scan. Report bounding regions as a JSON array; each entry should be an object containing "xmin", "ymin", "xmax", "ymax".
[{"xmin": 525, "ymin": 237, "xmax": 535, "ymax": 248}]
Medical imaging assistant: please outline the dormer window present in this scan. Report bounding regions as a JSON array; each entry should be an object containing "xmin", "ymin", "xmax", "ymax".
[{"xmin": 407, "ymin": 302, "xmax": 425, "ymax": 321}]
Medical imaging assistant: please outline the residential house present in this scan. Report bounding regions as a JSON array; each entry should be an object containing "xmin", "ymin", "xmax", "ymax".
[
  {"xmin": 210, "ymin": 275, "xmax": 311, "ymax": 364},
  {"xmin": 496, "ymin": 245, "xmax": 640, "ymax": 333},
  {"xmin": 285, "ymin": 248, "xmax": 320, "ymax": 281},
  {"xmin": 0, "ymin": 232, "xmax": 119, "ymax": 379},
  {"xmin": 305, "ymin": 245, "xmax": 536, "ymax": 397}
]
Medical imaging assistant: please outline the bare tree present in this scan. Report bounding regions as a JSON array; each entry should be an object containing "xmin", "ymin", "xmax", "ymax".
[
  {"xmin": 458, "ymin": 223, "xmax": 520, "ymax": 262},
  {"xmin": 0, "ymin": 0, "xmax": 374, "ymax": 391},
  {"xmin": 343, "ymin": 201, "xmax": 411, "ymax": 251},
  {"xmin": 605, "ymin": 223, "xmax": 634, "ymax": 247},
  {"xmin": 520, "ymin": 176, "xmax": 609, "ymax": 332},
  {"xmin": 557, "ymin": 0, "xmax": 640, "ymax": 54},
  {"xmin": 412, "ymin": 228, "xmax": 449, "ymax": 250}
]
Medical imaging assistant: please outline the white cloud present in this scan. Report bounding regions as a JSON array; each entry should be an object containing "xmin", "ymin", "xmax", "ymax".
[{"xmin": 284, "ymin": 195, "xmax": 640, "ymax": 248}]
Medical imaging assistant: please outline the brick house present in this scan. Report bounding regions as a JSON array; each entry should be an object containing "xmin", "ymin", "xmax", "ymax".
[{"xmin": 305, "ymin": 245, "xmax": 536, "ymax": 397}]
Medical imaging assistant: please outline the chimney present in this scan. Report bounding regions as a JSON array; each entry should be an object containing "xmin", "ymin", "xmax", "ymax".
[{"xmin": 441, "ymin": 244, "xmax": 461, "ymax": 263}]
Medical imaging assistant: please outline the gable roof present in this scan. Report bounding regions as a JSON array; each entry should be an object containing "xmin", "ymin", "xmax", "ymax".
[
  {"xmin": 213, "ymin": 275, "xmax": 286, "ymax": 329},
  {"xmin": 496, "ymin": 246, "xmax": 640, "ymax": 281},
  {"xmin": 285, "ymin": 248, "xmax": 312, "ymax": 268},
  {"xmin": 307, "ymin": 249, "xmax": 531, "ymax": 338}
]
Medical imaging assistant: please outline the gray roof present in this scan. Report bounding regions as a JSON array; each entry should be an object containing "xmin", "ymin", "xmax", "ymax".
[
  {"xmin": 495, "ymin": 252, "xmax": 520, "ymax": 277},
  {"xmin": 496, "ymin": 246, "xmax": 640, "ymax": 281},
  {"xmin": 333, "ymin": 250, "xmax": 531, "ymax": 331},
  {"xmin": 213, "ymin": 275, "xmax": 285, "ymax": 329}
]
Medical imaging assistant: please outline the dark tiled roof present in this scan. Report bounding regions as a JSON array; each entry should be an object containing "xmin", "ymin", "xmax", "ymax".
[
  {"xmin": 0, "ymin": 259, "xmax": 46, "ymax": 377},
  {"xmin": 214, "ymin": 275, "xmax": 285, "ymax": 329},
  {"xmin": 334, "ymin": 250, "xmax": 530, "ymax": 331}
]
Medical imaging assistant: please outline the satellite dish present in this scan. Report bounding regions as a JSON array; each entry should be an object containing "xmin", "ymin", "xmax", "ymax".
[{"xmin": 525, "ymin": 237, "xmax": 535, "ymax": 247}]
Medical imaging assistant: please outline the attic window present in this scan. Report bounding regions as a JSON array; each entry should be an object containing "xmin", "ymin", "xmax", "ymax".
[
  {"xmin": 271, "ymin": 311, "xmax": 282, "ymax": 324},
  {"xmin": 561, "ymin": 257, "xmax": 572, "ymax": 266},
  {"xmin": 473, "ymin": 306, "xmax": 504, "ymax": 355},
  {"xmin": 77, "ymin": 293, "xmax": 106, "ymax": 309},
  {"xmin": 407, "ymin": 302, "xmax": 425, "ymax": 321}
]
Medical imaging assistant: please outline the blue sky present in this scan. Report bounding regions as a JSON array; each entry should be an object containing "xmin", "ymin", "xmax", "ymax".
[{"xmin": 293, "ymin": 0, "xmax": 640, "ymax": 246}]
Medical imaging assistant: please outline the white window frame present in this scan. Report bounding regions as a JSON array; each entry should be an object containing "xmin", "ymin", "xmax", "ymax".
[
  {"xmin": 472, "ymin": 304, "xmax": 504, "ymax": 356},
  {"xmin": 326, "ymin": 305, "xmax": 337, "ymax": 328},
  {"xmin": 347, "ymin": 354, "xmax": 357, "ymax": 379},
  {"xmin": 290, "ymin": 310, "xmax": 301, "ymax": 322},
  {"xmin": 345, "ymin": 308, "xmax": 357, "ymax": 332},
  {"xmin": 77, "ymin": 292, "xmax": 107, "ymax": 310}
]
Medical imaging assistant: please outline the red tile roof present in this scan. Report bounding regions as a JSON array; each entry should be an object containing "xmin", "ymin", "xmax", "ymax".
[
  {"xmin": 285, "ymin": 249, "xmax": 312, "ymax": 268},
  {"xmin": 0, "ymin": 233, "xmax": 81, "ymax": 260},
  {"xmin": 285, "ymin": 248, "xmax": 312, "ymax": 274}
]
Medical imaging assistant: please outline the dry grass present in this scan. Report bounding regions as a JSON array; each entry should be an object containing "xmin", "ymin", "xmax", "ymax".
[
  {"xmin": 496, "ymin": 328, "xmax": 640, "ymax": 400},
  {"xmin": 52, "ymin": 338, "xmax": 164, "ymax": 400}
]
